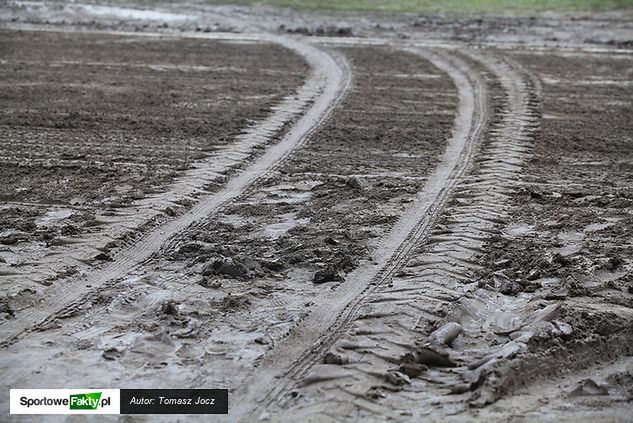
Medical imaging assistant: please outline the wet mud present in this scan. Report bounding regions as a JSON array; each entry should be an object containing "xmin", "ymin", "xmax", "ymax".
[
  {"xmin": 0, "ymin": 3, "xmax": 632, "ymax": 422},
  {"xmin": 0, "ymin": 29, "xmax": 308, "ymax": 301}
]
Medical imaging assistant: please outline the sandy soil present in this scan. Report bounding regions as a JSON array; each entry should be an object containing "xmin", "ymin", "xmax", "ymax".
[{"xmin": 0, "ymin": 1, "xmax": 632, "ymax": 422}]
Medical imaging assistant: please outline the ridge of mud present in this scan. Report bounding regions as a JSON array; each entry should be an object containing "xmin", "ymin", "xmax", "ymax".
[
  {"xmin": 0, "ymin": 31, "xmax": 351, "ymax": 348},
  {"xmin": 451, "ymin": 50, "xmax": 633, "ymax": 416},
  {"xmin": 229, "ymin": 45, "xmax": 493, "ymax": 420},
  {"xmin": 258, "ymin": 48, "xmax": 545, "ymax": 421},
  {"xmin": 0, "ymin": 29, "xmax": 308, "ymax": 298}
]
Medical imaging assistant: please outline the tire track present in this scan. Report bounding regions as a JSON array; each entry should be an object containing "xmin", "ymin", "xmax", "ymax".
[
  {"xmin": 231, "ymin": 46, "xmax": 489, "ymax": 421},
  {"xmin": 263, "ymin": 50, "xmax": 543, "ymax": 421},
  {"xmin": 0, "ymin": 34, "xmax": 352, "ymax": 348},
  {"xmin": 0, "ymin": 29, "xmax": 319, "ymax": 291}
]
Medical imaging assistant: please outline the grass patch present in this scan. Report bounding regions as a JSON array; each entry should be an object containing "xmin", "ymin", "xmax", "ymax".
[{"xmin": 203, "ymin": 0, "xmax": 633, "ymax": 14}]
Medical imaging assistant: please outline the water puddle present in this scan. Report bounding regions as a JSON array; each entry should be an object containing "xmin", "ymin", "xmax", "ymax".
[
  {"xmin": 257, "ymin": 213, "xmax": 310, "ymax": 240},
  {"xmin": 36, "ymin": 209, "xmax": 74, "ymax": 227}
]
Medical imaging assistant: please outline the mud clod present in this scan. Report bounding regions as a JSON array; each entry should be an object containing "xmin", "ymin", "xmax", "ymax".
[
  {"xmin": 568, "ymin": 379, "xmax": 609, "ymax": 397},
  {"xmin": 345, "ymin": 176, "xmax": 364, "ymax": 190},
  {"xmin": 401, "ymin": 345, "xmax": 456, "ymax": 368},
  {"xmin": 202, "ymin": 257, "xmax": 248, "ymax": 279},
  {"xmin": 324, "ymin": 236, "xmax": 340, "ymax": 246},
  {"xmin": 160, "ymin": 300, "xmax": 179, "ymax": 316},
  {"xmin": 323, "ymin": 352, "xmax": 350, "ymax": 365},
  {"xmin": 385, "ymin": 371, "xmax": 411, "ymax": 386},
  {"xmin": 260, "ymin": 259, "xmax": 284, "ymax": 272},
  {"xmin": 313, "ymin": 267, "xmax": 344, "ymax": 284},
  {"xmin": 2, "ymin": 10, "xmax": 632, "ymax": 422},
  {"xmin": 178, "ymin": 242, "xmax": 205, "ymax": 255},
  {"xmin": 102, "ymin": 347, "xmax": 123, "ymax": 361},
  {"xmin": 603, "ymin": 255, "xmax": 623, "ymax": 271},
  {"xmin": 198, "ymin": 278, "xmax": 223, "ymax": 289},
  {"xmin": 94, "ymin": 252, "xmax": 113, "ymax": 261},
  {"xmin": 366, "ymin": 386, "xmax": 387, "ymax": 399},
  {"xmin": 211, "ymin": 294, "xmax": 252, "ymax": 312},
  {"xmin": 428, "ymin": 322, "xmax": 462, "ymax": 346},
  {"xmin": 398, "ymin": 362, "xmax": 427, "ymax": 378},
  {"xmin": 0, "ymin": 300, "xmax": 15, "ymax": 319}
]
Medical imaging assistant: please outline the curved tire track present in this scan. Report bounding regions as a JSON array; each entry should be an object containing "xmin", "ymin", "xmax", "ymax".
[
  {"xmin": 0, "ymin": 28, "xmax": 314, "ymax": 290},
  {"xmin": 232, "ymin": 46, "xmax": 490, "ymax": 421},
  {"xmin": 0, "ymin": 34, "xmax": 352, "ymax": 348},
  {"xmin": 259, "ymin": 49, "xmax": 543, "ymax": 421}
]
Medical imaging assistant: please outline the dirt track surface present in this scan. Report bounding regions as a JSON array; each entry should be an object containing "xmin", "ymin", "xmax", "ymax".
[
  {"xmin": 0, "ymin": 29, "xmax": 309, "ymax": 298},
  {"xmin": 0, "ymin": 2, "xmax": 632, "ymax": 422}
]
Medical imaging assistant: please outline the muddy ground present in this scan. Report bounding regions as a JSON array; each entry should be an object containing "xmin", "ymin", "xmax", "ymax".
[
  {"xmin": 0, "ymin": 29, "xmax": 307, "ymax": 299},
  {"xmin": 0, "ymin": 1, "xmax": 632, "ymax": 422},
  {"xmin": 465, "ymin": 50, "xmax": 633, "ymax": 420},
  {"xmin": 171, "ymin": 45, "xmax": 457, "ymax": 293},
  {"xmin": 3, "ymin": 0, "xmax": 633, "ymax": 46}
]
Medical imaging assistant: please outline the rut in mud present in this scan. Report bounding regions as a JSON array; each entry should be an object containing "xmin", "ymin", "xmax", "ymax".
[
  {"xmin": 1, "ymin": 8, "xmax": 632, "ymax": 421},
  {"xmin": 236, "ymin": 48, "xmax": 543, "ymax": 421},
  {"xmin": 0, "ymin": 42, "xmax": 460, "ymax": 416},
  {"xmin": 461, "ymin": 49, "xmax": 633, "ymax": 421},
  {"xmin": 0, "ymin": 30, "xmax": 351, "ymax": 347},
  {"xmin": 0, "ymin": 30, "xmax": 309, "ymax": 291}
]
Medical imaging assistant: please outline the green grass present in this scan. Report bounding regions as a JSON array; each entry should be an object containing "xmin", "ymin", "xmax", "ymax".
[{"xmin": 203, "ymin": 0, "xmax": 633, "ymax": 13}]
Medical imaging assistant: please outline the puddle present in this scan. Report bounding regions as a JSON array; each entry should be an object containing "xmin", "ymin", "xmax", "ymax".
[
  {"xmin": 536, "ymin": 277, "xmax": 562, "ymax": 289},
  {"xmin": 36, "ymin": 209, "xmax": 74, "ymax": 227},
  {"xmin": 584, "ymin": 222, "xmax": 612, "ymax": 232},
  {"xmin": 542, "ymin": 77, "xmax": 633, "ymax": 87},
  {"xmin": 251, "ymin": 182, "xmax": 316, "ymax": 205},
  {"xmin": 80, "ymin": 5, "xmax": 194, "ymax": 21},
  {"xmin": 584, "ymin": 218, "xmax": 619, "ymax": 233},
  {"xmin": 553, "ymin": 231, "xmax": 585, "ymax": 256},
  {"xmin": 503, "ymin": 222, "xmax": 535, "ymax": 238},
  {"xmin": 257, "ymin": 213, "xmax": 310, "ymax": 240}
]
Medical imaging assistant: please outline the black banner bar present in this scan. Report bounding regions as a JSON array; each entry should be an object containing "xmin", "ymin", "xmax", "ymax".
[{"xmin": 120, "ymin": 389, "xmax": 228, "ymax": 414}]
